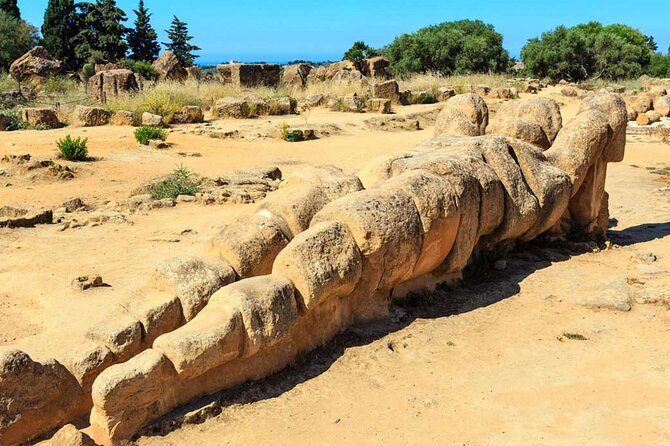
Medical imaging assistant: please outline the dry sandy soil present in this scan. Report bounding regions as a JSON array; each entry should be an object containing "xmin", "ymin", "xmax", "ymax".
[{"xmin": 2, "ymin": 88, "xmax": 670, "ymax": 445}]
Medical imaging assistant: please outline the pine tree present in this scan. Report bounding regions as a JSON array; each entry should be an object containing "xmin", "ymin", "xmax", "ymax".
[
  {"xmin": 0, "ymin": 0, "xmax": 20, "ymax": 20},
  {"xmin": 163, "ymin": 16, "xmax": 200, "ymax": 67},
  {"xmin": 127, "ymin": 0, "xmax": 159, "ymax": 62},
  {"xmin": 74, "ymin": 0, "xmax": 129, "ymax": 63},
  {"xmin": 42, "ymin": 0, "xmax": 79, "ymax": 69}
]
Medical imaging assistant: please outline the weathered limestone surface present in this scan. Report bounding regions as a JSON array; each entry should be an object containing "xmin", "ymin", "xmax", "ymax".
[
  {"xmin": 4, "ymin": 93, "xmax": 627, "ymax": 446},
  {"xmin": 217, "ymin": 64, "xmax": 281, "ymax": 88},
  {"xmin": 87, "ymin": 69, "xmax": 139, "ymax": 102}
]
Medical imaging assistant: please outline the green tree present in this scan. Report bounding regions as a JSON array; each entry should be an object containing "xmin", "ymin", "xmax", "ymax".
[
  {"xmin": 0, "ymin": 11, "xmax": 38, "ymax": 70},
  {"xmin": 163, "ymin": 16, "xmax": 200, "ymax": 66},
  {"xmin": 0, "ymin": 0, "xmax": 20, "ymax": 20},
  {"xmin": 74, "ymin": 0, "xmax": 129, "ymax": 63},
  {"xmin": 521, "ymin": 22, "xmax": 654, "ymax": 81},
  {"xmin": 343, "ymin": 41, "xmax": 379, "ymax": 66},
  {"xmin": 647, "ymin": 52, "xmax": 670, "ymax": 78},
  {"xmin": 42, "ymin": 0, "xmax": 79, "ymax": 70},
  {"xmin": 127, "ymin": 0, "xmax": 159, "ymax": 62},
  {"xmin": 383, "ymin": 20, "xmax": 510, "ymax": 77}
]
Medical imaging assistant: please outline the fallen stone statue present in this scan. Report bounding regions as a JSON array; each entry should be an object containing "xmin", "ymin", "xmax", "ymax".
[{"xmin": 0, "ymin": 92, "xmax": 626, "ymax": 445}]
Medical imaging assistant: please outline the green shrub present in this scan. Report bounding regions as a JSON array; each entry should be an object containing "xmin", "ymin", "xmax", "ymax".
[
  {"xmin": 0, "ymin": 107, "xmax": 23, "ymax": 130},
  {"xmin": 413, "ymin": 91, "xmax": 437, "ymax": 104},
  {"xmin": 56, "ymin": 135, "xmax": 88, "ymax": 161},
  {"xmin": 147, "ymin": 166, "xmax": 201, "ymax": 200},
  {"xmin": 384, "ymin": 20, "xmax": 510, "ymax": 77},
  {"xmin": 521, "ymin": 22, "xmax": 655, "ymax": 81},
  {"xmin": 134, "ymin": 126, "xmax": 167, "ymax": 145},
  {"xmin": 129, "ymin": 60, "xmax": 159, "ymax": 81},
  {"xmin": 281, "ymin": 123, "xmax": 316, "ymax": 142},
  {"xmin": 81, "ymin": 63, "xmax": 96, "ymax": 82}
]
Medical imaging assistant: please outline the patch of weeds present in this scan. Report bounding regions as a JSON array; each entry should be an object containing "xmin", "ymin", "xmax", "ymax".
[
  {"xmin": 42, "ymin": 76, "xmax": 78, "ymax": 95},
  {"xmin": 147, "ymin": 166, "xmax": 202, "ymax": 200},
  {"xmin": 56, "ymin": 135, "xmax": 89, "ymax": 161},
  {"xmin": 128, "ymin": 60, "xmax": 159, "ymax": 81},
  {"xmin": 562, "ymin": 332, "xmax": 588, "ymax": 341},
  {"xmin": 330, "ymin": 98, "xmax": 346, "ymax": 112},
  {"xmin": 446, "ymin": 341, "xmax": 456, "ymax": 347},
  {"xmin": 135, "ymin": 126, "xmax": 168, "ymax": 145},
  {"xmin": 279, "ymin": 122, "xmax": 315, "ymax": 142},
  {"xmin": 0, "ymin": 107, "xmax": 23, "ymax": 131},
  {"xmin": 413, "ymin": 91, "xmax": 437, "ymax": 104}
]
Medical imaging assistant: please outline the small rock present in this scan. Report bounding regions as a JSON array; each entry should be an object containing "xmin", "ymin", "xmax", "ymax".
[
  {"xmin": 148, "ymin": 139, "xmax": 169, "ymax": 149},
  {"xmin": 72, "ymin": 273, "xmax": 104, "ymax": 291},
  {"xmin": 128, "ymin": 194, "xmax": 153, "ymax": 211},
  {"xmin": 578, "ymin": 277, "xmax": 631, "ymax": 311},
  {"xmin": 142, "ymin": 112, "xmax": 164, "ymax": 126},
  {"xmin": 632, "ymin": 287, "xmax": 670, "ymax": 305},
  {"xmin": 635, "ymin": 252, "xmax": 658, "ymax": 263},
  {"xmin": 62, "ymin": 197, "xmax": 86, "ymax": 213},
  {"xmin": 176, "ymin": 194, "xmax": 196, "ymax": 203}
]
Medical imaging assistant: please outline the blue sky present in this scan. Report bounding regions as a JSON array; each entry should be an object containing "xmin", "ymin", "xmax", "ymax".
[{"xmin": 18, "ymin": 0, "xmax": 670, "ymax": 64}]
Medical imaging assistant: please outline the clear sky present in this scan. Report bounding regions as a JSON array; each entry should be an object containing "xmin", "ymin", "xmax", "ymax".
[{"xmin": 17, "ymin": 0, "xmax": 670, "ymax": 65}]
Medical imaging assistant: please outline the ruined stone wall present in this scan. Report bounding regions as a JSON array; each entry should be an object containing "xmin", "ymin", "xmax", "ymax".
[
  {"xmin": 216, "ymin": 64, "xmax": 281, "ymax": 88},
  {"xmin": 0, "ymin": 93, "xmax": 627, "ymax": 446}
]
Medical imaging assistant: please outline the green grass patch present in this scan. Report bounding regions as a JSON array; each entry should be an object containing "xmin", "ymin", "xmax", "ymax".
[
  {"xmin": 0, "ymin": 107, "xmax": 23, "ymax": 131},
  {"xmin": 134, "ymin": 126, "xmax": 168, "ymax": 145},
  {"xmin": 56, "ymin": 135, "xmax": 89, "ymax": 161},
  {"xmin": 147, "ymin": 166, "xmax": 202, "ymax": 200}
]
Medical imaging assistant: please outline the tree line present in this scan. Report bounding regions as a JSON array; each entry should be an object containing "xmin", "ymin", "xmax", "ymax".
[
  {"xmin": 0, "ymin": 0, "xmax": 199, "ymax": 71},
  {"xmin": 2, "ymin": 1, "xmax": 670, "ymax": 81},
  {"xmin": 348, "ymin": 20, "xmax": 669, "ymax": 81}
]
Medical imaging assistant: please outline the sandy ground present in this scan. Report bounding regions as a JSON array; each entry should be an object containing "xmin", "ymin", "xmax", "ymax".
[{"xmin": 2, "ymin": 89, "xmax": 670, "ymax": 445}]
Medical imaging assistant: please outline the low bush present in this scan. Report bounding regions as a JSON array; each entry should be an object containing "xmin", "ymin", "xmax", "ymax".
[
  {"xmin": 279, "ymin": 122, "xmax": 316, "ymax": 142},
  {"xmin": 147, "ymin": 166, "xmax": 201, "ymax": 199},
  {"xmin": 56, "ymin": 135, "xmax": 88, "ymax": 161},
  {"xmin": 413, "ymin": 91, "xmax": 437, "ymax": 104},
  {"xmin": 81, "ymin": 63, "xmax": 96, "ymax": 83},
  {"xmin": 134, "ymin": 126, "xmax": 167, "ymax": 145},
  {"xmin": 0, "ymin": 107, "xmax": 23, "ymax": 130},
  {"xmin": 128, "ymin": 60, "xmax": 159, "ymax": 81}
]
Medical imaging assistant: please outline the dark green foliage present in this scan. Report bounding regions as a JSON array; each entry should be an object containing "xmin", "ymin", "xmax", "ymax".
[
  {"xmin": 0, "ymin": 0, "xmax": 19, "ymax": 19},
  {"xmin": 128, "ymin": 59, "xmax": 158, "ymax": 80},
  {"xmin": 279, "ymin": 123, "xmax": 316, "ymax": 142},
  {"xmin": 74, "ymin": 0, "xmax": 129, "ymax": 64},
  {"xmin": 147, "ymin": 166, "xmax": 201, "ymax": 200},
  {"xmin": 343, "ymin": 41, "xmax": 379, "ymax": 66},
  {"xmin": 57, "ymin": 135, "xmax": 89, "ymax": 161},
  {"xmin": 134, "ymin": 125, "xmax": 167, "ymax": 145},
  {"xmin": 81, "ymin": 63, "xmax": 96, "ymax": 82},
  {"xmin": 647, "ymin": 52, "xmax": 670, "ymax": 78},
  {"xmin": 127, "ymin": 0, "xmax": 159, "ymax": 62},
  {"xmin": 42, "ymin": 0, "xmax": 79, "ymax": 70},
  {"xmin": 0, "ymin": 11, "xmax": 39, "ymax": 70},
  {"xmin": 521, "ymin": 22, "xmax": 654, "ymax": 81},
  {"xmin": 384, "ymin": 20, "xmax": 510, "ymax": 77},
  {"xmin": 163, "ymin": 16, "xmax": 200, "ymax": 67},
  {"xmin": 0, "ymin": 107, "xmax": 23, "ymax": 131},
  {"xmin": 413, "ymin": 91, "xmax": 437, "ymax": 104}
]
